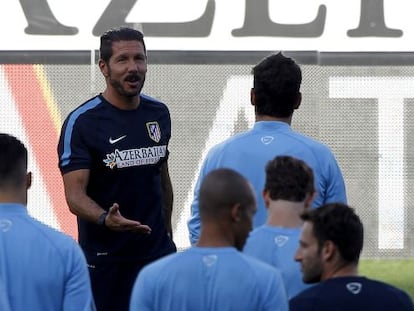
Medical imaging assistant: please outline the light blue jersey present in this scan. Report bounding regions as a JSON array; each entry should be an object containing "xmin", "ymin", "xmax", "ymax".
[
  {"xmin": 130, "ymin": 247, "xmax": 288, "ymax": 311},
  {"xmin": 0, "ymin": 276, "xmax": 11, "ymax": 311},
  {"xmin": 0, "ymin": 203, "xmax": 95, "ymax": 311},
  {"xmin": 243, "ymin": 225, "xmax": 312, "ymax": 299},
  {"xmin": 188, "ymin": 121, "xmax": 347, "ymax": 244}
]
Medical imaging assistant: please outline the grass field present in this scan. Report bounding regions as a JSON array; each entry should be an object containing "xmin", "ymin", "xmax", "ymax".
[{"xmin": 359, "ymin": 259, "xmax": 414, "ymax": 299}]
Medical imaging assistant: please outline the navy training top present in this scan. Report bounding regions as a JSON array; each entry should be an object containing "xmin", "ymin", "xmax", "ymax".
[{"xmin": 58, "ymin": 94, "xmax": 176, "ymax": 263}]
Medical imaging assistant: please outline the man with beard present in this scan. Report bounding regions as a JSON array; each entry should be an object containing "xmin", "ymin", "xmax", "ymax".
[
  {"xmin": 58, "ymin": 27, "xmax": 176, "ymax": 311},
  {"xmin": 290, "ymin": 203, "xmax": 414, "ymax": 310},
  {"xmin": 130, "ymin": 169, "xmax": 288, "ymax": 311}
]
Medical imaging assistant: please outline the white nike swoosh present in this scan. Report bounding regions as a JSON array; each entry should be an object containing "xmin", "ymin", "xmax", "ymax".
[{"xmin": 109, "ymin": 135, "xmax": 127, "ymax": 144}]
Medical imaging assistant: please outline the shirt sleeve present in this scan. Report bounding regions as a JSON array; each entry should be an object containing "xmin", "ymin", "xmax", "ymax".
[
  {"xmin": 187, "ymin": 151, "xmax": 215, "ymax": 245},
  {"xmin": 324, "ymin": 151, "xmax": 347, "ymax": 205},
  {"xmin": 63, "ymin": 242, "xmax": 96, "ymax": 311},
  {"xmin": 129, "ymin": 267, "xmax": 153, "ymax": 311},
  {"xmin": 0, "ymin": 277, "xmax": 11, "ymax": 311},
  {"xmin": 264, "ymin": 269, "xmax": 289, "ymax": 311},
  {"xmin": 58, "ymin": 112, "xmax": 92, "ymax": 175},
  {"xmin": 187, "ymin": 143, "xmax": 226, "ymax": 244}
]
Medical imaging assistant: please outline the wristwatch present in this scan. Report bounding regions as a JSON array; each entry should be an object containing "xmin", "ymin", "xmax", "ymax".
[{"xmin": 97, "ymin": 211, "xmax": 108, "ymax": 226}]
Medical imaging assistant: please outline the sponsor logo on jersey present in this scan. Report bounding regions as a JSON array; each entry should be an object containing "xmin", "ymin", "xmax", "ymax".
[
  {"xmin": 146, "ymin": 121, "xmax": 161, "ymax": 143},
  {"xmin": 346, "ymin": 282, "xmax": 362, "ymax": 294},
  {"xmin": 103, "ymin": 145, "xmax": 167, "ymax": 169}
]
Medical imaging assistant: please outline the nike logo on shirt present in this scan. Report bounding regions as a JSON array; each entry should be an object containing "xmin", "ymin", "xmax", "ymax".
[{"xmin": 109, "ymin": 135, "xmax": 127, "ymax": 144}]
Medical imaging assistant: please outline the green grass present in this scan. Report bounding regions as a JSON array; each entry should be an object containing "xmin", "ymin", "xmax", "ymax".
[{"xmin": 359, "ymin": 259, "xmax": 414, "ymax": 299}]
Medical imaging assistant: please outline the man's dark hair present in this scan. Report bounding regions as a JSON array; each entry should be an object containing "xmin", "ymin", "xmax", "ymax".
[
  {"xmin": 199, "ymin": 168, "xmax": 255, "ymax": 220},
  {"xmin": 0, "ymin": 133, "xmax": 27, "ymax": 189},
  {"xmin": 265, "ymin": 155, "xmax": 314, "ymax": 202},
  {"xmin": 252, "ymin": 52, "xmax": 302, "ymax": 118},
  {"xmin": 301, "ymin": 203, "xmax": 364, "ymax": 263},
  {"xmin": 100, "ymin": 27, "xmax": 146, "ymax": 63}
]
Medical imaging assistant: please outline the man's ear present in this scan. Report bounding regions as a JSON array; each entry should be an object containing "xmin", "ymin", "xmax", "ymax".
[
  {"xmin": 26, "ymin": 172, "xmax": 32, "ymax": 190},
  {"xmin": 322, "ymin": 240, "xmax": 336, "ymax": 261},
  {"xmin": 250, "ymin": 88, "xmax": 256, "ymax": 106},
  {"xmin": 262, "ymin": 189, "xmax": 270, "ymax": 208},
  {"xmin": 304, "ymin": 191, "xmax": 317, "ymax": 209},
  {"xmin": 99, "ymin": 59, "xmax": 109, "ymax": 77},
  {"xmin": 230, "ymin": 203, "xmax": 242, "ymax": 223},
  {"xmin": 294, "ymin": 92, "xmax": 302, "ymax": 110}
]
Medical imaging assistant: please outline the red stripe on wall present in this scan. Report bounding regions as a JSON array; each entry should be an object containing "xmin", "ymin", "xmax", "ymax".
[{"xmin": 4, "ymin": 65, "xmax": 77, "ymax": 239}]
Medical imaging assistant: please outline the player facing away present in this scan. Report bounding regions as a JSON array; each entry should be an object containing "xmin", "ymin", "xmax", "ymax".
[
  {"xmin": 0, "ymin": 133, "xmax": 95, "ymax": 311},
  {"xmin": 188, "ymin": 52, "xmax": 347, "ymax": 245},
  {"xmin": 130, "ymin": 168, "xmax": 288, "ymax": 311},
  {"xmin": 243, "ymin": 155, "xmax": 316, "ymax": 298},
  {"xmin": 290, "ymin": 203, "xmax": 414, "ymax": 311}
]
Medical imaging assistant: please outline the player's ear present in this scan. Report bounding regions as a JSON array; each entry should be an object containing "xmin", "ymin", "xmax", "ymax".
[
  {"xmin": 250, "ymin": 88, "xmax": 256, "ymax": 106},
  {"xmin": 99, "ymin": 59, "xmax": 109, "ymax": 77},
  {"xmin": 322, "ymin": 240, "xmax": 336, "ymax": 262},
  {"xmin": 262, "ymin": 190, "xmax": 270, "ymax": 208},
  {"xmin": 304, "ymin": 191, "xmax": 317, "ymax": 209},
  {"xmin": 230, "ymin": 203, "xmax": 242, "ymax": 223},
  {"xmin": 26, "ymin": 172, "xmax": 32, "ymax": 190},
  {"xmin": 294, "ymin": 92, "xmax": 302, "ymax": 110}
]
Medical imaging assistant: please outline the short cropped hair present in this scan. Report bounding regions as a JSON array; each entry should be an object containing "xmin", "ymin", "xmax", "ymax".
[
  {"xmin": 252, "ymin": 52, "xmax": 302, "ymax": 118},
  {"xmin": 265, "ymin": 155, "xmax": 314, "ymax": 202},
  {"xmin": 100, "ymin": 27, "xmax": 146, "ymax": 63},
  {"xmin": 301, "ymin": 203, "xmax": 364, "ymax": 263},
  {"xmin": 0, "ymin": 133, "xmax": 27, "ymax": 188},
  {"xmin": 199, "ymin": 168, "xmax": 255, "ymax": 220}
]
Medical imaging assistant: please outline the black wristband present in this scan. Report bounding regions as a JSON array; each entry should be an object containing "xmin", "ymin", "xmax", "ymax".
[{"xmin": 97, "ymin": 211, "xmax": 108, "ymax": 226}]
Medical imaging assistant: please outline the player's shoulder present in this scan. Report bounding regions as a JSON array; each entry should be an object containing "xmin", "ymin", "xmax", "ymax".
[
  {"xmin": 206, "ymin": 131, "xmax": 251, "ymax": 158},
  {"xmin": 67, "ymin": 95, "xmax": 104, "ymax": 117},
  {"xmin": 290, "ymin": 130, "xmax": 332, "ymax": 152},
  {"xmin": 245, "ymin": 226, "xmax": 270, "ymax": 243},
  {"xmin": 63, "ymin": 95, "xmax": 105, "ymax": 128},
  {"xmin": 290, "ymin": 277, "xmax": 414, "ymax": 310},
  {"xmin": 27, "ymin": 216, "xmax": 81, "ymax": 254},
  {"xmin": 289, "ymin": 281, "xmax": 325, "ymax": 310},
  {"xmin": 140, "ymin": 251, "xmax": 183, "ymax": 274},
  {"xmin": 240, "ymin": 251, "xmax": 282, "ymax": 276},
  {"xmin": 140, "ymin": 94, "xmax": 169, "ymax": 111},
  {"xmin": 364, "ymin": 277, "xmax": 413, "ymax": 303}
]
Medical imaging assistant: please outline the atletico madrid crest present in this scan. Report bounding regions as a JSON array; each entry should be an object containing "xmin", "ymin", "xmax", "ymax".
[{"xmin": 146, "ymin": 121, "xmax": 161, "ymax": 143}]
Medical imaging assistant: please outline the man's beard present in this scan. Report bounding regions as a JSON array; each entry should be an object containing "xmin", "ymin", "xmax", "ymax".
[
  {"xmin": 107, "ymin": 69, "xmax": 145, "ymax": 97},
  {"xmin": 109, "ymin": 78, "xmax": 144, "ymax": 97}
]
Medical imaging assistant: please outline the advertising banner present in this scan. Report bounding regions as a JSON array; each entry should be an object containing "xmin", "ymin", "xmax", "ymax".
[{"xmin": 0, "ymin": 0, "xmax": 411, "ymax": 51}]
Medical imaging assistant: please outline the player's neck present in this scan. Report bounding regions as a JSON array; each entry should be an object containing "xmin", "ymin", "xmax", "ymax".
[
  {"xmin": 0, "ymin": 191, "xmax": 26, "ymax": 206},
  {"xmin": 102, "ymin": 90, "xmax": 140, "ymax": 110},
  {"xmin": 255, "ymin": 114, "xmax": 292, "ymax": 124},
  {"xmin": 266, "ymin": 200, "xmax": 305, "ymax": 228},
  {"xmin": 322, "ymin": 261, "xmax": 359, "ymax": 280},
  {"xmin": 197, "ymin": 224, "xmax": 235, "ymax": 248}
]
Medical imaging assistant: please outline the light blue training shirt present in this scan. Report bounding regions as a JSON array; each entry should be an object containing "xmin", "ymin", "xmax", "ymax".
[
  {"xmin": 0, "ymin": 203, "xmax": 95, "ymax": 311},
  {"xmin": 243, "ymin": 225, "xmax": 312, "ymax": 299},
  {"xmin": 130, "ymin": 247, "xmax": 288, "ymax": 311},
  {"xmin": 188, "ymin": 121, "xmax": 347, "ymax": 244}
]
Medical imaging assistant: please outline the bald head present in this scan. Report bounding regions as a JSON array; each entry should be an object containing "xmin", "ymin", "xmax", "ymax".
[{"xmin": 199, "ymin": 169, "xmax": 256, "ymax": 221}]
